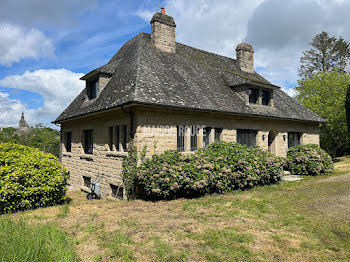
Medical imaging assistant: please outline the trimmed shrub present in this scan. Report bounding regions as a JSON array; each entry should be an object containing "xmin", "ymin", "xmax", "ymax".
[
  {"xmin": 287, "ymin": 144, "xmax": 333, "ymax": 176},
  {"xmin": 133, "ymin": 142, "xmax": 284, "ymax": 200},
  {"xmin": 0, "ymin": 143, "xmax": 69, "ymax": 214}
]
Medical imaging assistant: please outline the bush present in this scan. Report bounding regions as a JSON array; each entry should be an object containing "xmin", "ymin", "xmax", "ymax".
[
  {"xmin": 133, "ymin": 142, "xmax": 284, "ymax": 200},
  {"xmin": 287, "ymin": 144, "xmax": 334, "ymax": 176},
  {"xmin": 0, "ymin": 143, "xmax": 69, "ymax": 214}
]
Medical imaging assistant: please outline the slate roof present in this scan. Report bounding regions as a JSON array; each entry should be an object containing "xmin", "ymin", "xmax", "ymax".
[{"xmin": 54, "ymin": 33, "xmax": 324, "ymax": 123}]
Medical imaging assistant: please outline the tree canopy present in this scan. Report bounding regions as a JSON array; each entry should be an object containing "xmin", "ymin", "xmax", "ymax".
[
  {"xmin": 296, "ymin": 71, "xmax": 350, "ymax": 156},
  {"xmin": 0, "ymin": 124, "xmax": 60, "ymax": 157},
  {"xmin": 298, "ymin": 31, "xmax": 350, "ymax": 79}
]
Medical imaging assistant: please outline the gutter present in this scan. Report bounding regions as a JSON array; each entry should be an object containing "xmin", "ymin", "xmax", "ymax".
[{"xmin": 53, "ymin": 101, "xmax": 325, "ymax": 125}]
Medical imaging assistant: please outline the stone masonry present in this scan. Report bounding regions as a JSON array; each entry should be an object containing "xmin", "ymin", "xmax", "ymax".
[
  {"xmin": 150, "ymin": 9, "xmax": 176, "ymax": 53},
  {"xmin": 61, "ymin": 105, "xmax": 319, "ymax": 199},
  {"xmin": 236, "ymin": 43, "xmax": 254, "ymax": 73}
]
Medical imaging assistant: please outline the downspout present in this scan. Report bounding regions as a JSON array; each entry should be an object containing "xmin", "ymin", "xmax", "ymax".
[{"xmin": 121, "ymin": 105, "xmax": 135, "ymax": 144}]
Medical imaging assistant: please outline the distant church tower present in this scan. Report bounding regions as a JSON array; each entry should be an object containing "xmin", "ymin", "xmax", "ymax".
[{"xmin": 18, "ymin": 112, "xmax": 30, "ymax": 133}]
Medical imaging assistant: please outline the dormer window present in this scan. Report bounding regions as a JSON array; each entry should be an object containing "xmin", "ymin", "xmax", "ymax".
[
  {"xmin": 87, "ymin": 79, "xmax": 99, "ymax": 100},
  {"xmin": 248, "ymin": 88, "xmax": 259, "ymax": 104},
  {"xmin": 262, "ymin": 90, "xmax": 271, "ymax": 106}
]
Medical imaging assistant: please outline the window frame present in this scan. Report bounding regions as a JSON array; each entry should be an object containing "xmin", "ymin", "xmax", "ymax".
[
  {"xmin": 237, "ymin": 129, "xmax": 257, "ymax": 148},
  {"xmin": 108, "ymin": 126, "xmax": 114, "ymax": 151},
  {"xmin": 262, "ymin": 90, "xmax": 271, "ymax": 106},
  {"xmin": 203, "ymin": 127, "xmax": 211, "ymax": 147},
  {"xmin": 110, "ymin": 184, "xmax": 124, "ymax": 199},
  {"xmin": 249, "ymin": 88, "xmax": 259, "ymax": 104},
  {"xmin": 83, "ymin": 129, "xmax": 93, "ymax": 154},
  {"xmin": 121, "ymin": 125, "xmax": 127, "ymax": 152},
  {"xmin": 87, "ymin": 79, "xmax": 99, "ymax": 100},
  {"xmin": 190, "ymin": 126, "xmax": 198, "ymax": 151},
  {"xmin": 65, "ymin": 131, "xmax": 72, "ymax": 152},
  {"xmin": 288, "ymin": 132, "xmax": 301, "ymax": 148},
  {"xmin": 215, "ymin": 128, "xmax": 222, "ymax": 142},
  {"xmin": 115, "ymin": 126, "xmax": 120, "ymax": 151},
  {"xmin": 177, "ymin": 126, "xmax": 185, "ymax": 152}
]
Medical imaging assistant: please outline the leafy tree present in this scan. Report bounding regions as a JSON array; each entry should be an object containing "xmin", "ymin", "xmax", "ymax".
[
  {"xmin": 296, "ymin": 71, "xmax": 350, "ymax": 156},
  {"xmin": 299, "ymin": 32, "xmax": 350, "ymax": 79},
  {"xmin": 0, "ymin": 127, "xmax": 18, "ymax": 143},
  {"xmin": 0, "ymin": 124, "xmax": 60, "ymax": 157},
  {"xmin": 346, "ymin": 84, "xmax": 350, "ymax": 133}
]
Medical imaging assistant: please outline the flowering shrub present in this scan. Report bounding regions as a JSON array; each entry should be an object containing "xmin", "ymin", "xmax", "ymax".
[
  {"xmin": 133, "ymin": 142, "xmax": 284, "ymax": 200},
  {"xmin": 0, "ymin": 143, "xmax": 69, "ymax": 214},
  {"xmin": 287, "ymin": 144, "xmax": 333, "ymax": 176}
]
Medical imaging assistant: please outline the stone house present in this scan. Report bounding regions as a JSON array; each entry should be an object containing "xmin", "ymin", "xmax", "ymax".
[{"xmin": 53, "ymin": 8, "xmax": 324, "ymax": 198}]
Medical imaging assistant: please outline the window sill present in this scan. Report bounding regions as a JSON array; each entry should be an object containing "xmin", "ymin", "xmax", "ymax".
[
  {"xmin": 106, "ymin": 151, "xmax": 128, "ymax": 157},
  {"xmin": 180, "ymin": 151, "xmax": 195, "ymax": 155},
  {"xmin": 62, "ymin": 152, "xmax": 72, "ymax": 157},
  {"xmin": 80, "ymin": 154, "xmax": 94, "ymax": 161}
]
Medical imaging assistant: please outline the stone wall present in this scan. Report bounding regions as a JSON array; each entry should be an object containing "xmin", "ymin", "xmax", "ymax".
[
  {"xmin": 60, "ymin": 105, "xmax": 319, "ymax": 198},
  {"xmin": 60, "ymin": 109, "xmax": 130, "ymax": 198},
  {"xmin": 132, "ymin": 106, "xmax": 319, "ymax": 158}
]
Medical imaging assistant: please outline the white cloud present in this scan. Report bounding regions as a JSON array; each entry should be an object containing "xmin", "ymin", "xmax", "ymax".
[
  {"xmin": 137, "ymin": 0, "xmax": 263, "ymax": 57},
  {"xmin": 0, "ymin": 69, "xmax": 84, "ymax": 127},
  {"xmin": 0, "ymin": 92, "xmax": 34, "ymax": 127},
  {"xmin": 0, "ymin": 23, "xmax": 55, "ymax": 66},
  {"xmin": 138, "ymin": 0, "xmax": 350, "ymax": 89}
]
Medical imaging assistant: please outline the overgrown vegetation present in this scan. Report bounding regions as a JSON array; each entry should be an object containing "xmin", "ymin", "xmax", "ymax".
[
  {"xmin": 287, "ymin": 144, "xmax": 334, "ymax": 176},
  {"xmin": 297, "ymin": 31, "xmax": 350, "ymax": 156},
  {"xmin": 124, "ymin": 142, "xmax": 284, "ymax": 200},
  {"xmin": 0, "ymin": 143, "xmax": 69, "ymax": 214},
  {"xmin": 0, "ymin": 216, "xmax": 78, "ymax": 262},
  {"xmin": 0, "ymin": 124, "xmax": 60, "ymax": 157},
  {"xmin": 296, "ymin": 71, "xmax": 350, "ymax": 156},
  {"xmin": 3, "ymin": 157, "xmax": 350, "ymax": 261}
]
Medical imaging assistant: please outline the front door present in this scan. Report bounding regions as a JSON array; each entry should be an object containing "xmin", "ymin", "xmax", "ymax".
[{"xmin": 268, "ymin": 131, "xmax": 276, "ymax": 154}]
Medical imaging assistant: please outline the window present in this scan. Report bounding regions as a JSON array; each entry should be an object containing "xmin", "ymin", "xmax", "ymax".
[
  {"xmin": 249, "ymin": 88, "xmax": 259, "ymax": 104},
  {"xmin": 203, "ymin": 127, "xmax": 211, "ymax": 146},
  {"xmin": 121, "ymin": 125, "xmax": 127, "ymax": 152},
  {"xmin": 115, "ymin": 126, "xmax": 120, "ymax": 151},
  {"xmin": 215, "ymin": 128, "xmax": 222, "ymax": 142},
  {"xmin": 83, "ymin": 129, "xmax": 93, "ymax": 154},
  {"xmin": 190, "ymin": 126, "xmax": 198, "ymax": 151},
  {"xmin": 237, "ymin": 129, "xmax": 257, "ymax": 147},
  {"xmin": 288, "ymin": 132, "xmax": 301, "ymax": 148},
  {"xmin": 109, "ymin": 125, "xmax": 125, "ymax": 152},
  {"xmin": 83, "ymin": 176, "xmax": 91, "ymax": 188},
  {"xmin": 110, "ymin": 184, "xmax": 123, "ymax": 199},
  {"xmin": 177, "ymin": 126, "xmax": 185, "ymax": 152},
  {"xmin": 262, "ymin": 90, "xmax": 271, "ymax": 106},
  {"xmin": 108, "ymin": 126, "xmax": 113, "ymax": 151},
  {"xmin": 65, "ymin": 132, "xmax": 72, "ymax": 152},
  {"xmin": 87, "ymin": 79, "xmax": 99, "ymax": 99}
]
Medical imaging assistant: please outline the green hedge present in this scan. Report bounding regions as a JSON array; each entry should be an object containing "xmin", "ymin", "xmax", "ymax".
[
  {"xmin": 133, "ymin": 142, "xmax": 284, "ymax": 200},
  {"xmin": 287, "ymin": 144, "xmax": 334, "ymax": 176},
  {"xmin": 0, "ymin": 143, "xmax": 69, "ymax": 214}
]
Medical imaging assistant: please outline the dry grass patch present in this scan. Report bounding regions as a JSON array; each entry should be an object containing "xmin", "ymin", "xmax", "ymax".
[{"xmin": 3, "ymin": 157, "xmax": 350, "ymax": 261}]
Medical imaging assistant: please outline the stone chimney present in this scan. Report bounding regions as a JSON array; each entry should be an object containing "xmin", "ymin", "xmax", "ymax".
[
  {"xmin": 235, "ymin": 43, "xmax": 254, "ymax": 73},
  {"xmin": 150, "ymin": 8, "xmax": 176, "ymax": 53}
]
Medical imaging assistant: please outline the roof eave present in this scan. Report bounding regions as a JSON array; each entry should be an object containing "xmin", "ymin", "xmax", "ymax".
[{"xmin": 52, "ymin": 101, "xmax": 325, "ymax": 125}]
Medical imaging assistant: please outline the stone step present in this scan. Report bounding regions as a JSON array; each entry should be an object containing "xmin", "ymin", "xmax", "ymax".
[{"xmin": 281, "ymin": 175, "xmax": 303, "ymax": 181}]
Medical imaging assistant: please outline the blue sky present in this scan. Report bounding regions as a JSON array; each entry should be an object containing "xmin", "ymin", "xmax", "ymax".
[{"xmin": 0, "ymin": 0, "xmax": 349, "ymax": 128}]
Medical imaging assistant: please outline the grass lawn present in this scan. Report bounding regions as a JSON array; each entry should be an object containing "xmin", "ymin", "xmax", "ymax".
[{"xmin": 2, "ymin": 157, "xmax": 350, "ymax": 261}]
